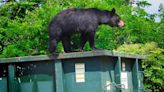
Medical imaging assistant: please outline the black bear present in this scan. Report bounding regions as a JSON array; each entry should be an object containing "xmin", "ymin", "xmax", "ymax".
[{"xmin": 48, "ymin": 8, "xmax": 124, "ymax": 53}]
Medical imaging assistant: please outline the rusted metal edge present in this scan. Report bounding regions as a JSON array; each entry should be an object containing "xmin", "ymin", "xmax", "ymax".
[{"xmin": 0, "ymin": 50, "xmax": 146, "ymax": 63}]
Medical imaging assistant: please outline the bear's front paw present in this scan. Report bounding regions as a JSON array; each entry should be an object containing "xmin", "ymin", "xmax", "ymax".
[
  {"xmin": 79, "ymin": 49, "xmax": 85, "ymax": 52},
  {"xmin": 92, "ymin": 48, "xmax": 103, "ymax": 51}
]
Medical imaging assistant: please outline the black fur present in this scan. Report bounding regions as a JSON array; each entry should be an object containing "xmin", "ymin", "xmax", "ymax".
[{"xmin": 48, "ymin": 8, "xmax": 123, "ymax": 53}]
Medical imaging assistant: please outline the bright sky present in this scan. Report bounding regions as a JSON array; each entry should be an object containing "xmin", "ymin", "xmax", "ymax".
[
  {"xmin": 143, "ymin": 0, "xmax": 164, "ymax": 22},
  {"xmin": 144, "ymin": 0, "xmax": 164, "ymax": 14}
]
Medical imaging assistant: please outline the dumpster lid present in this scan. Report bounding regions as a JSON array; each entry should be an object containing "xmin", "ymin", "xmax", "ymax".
[{"xmin": 0, "ymin": 50, "xmax": 146, "ymax": 63}]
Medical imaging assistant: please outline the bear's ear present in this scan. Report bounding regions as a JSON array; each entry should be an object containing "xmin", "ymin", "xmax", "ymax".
[{"xmin": 111, "ymin": 8, "xmax": 116, "ymax": 14}]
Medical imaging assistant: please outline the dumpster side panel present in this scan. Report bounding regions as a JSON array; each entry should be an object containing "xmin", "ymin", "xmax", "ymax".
[
  {"xmin": 0, "ymin": 77, "xmax": 7, "ymax": 92},
  {"xmin": 121, "ymin": 58, "xmax": 134, "ymax": 92},
  {"xmin": 62, "ymin": 57, "xmax": 103, "ymax": 92},
  {"xmin": 132, "ymin": 59, "xmax": 144, "ymax": 92},
  {"xmin": 15, "ymin": 61, "xmax": 54, "ymax": 92},
  {"xmin": 101, "ymin": 57, "xmax": 116, "ymax": 92},
  {"xmin": 0, "ymin": 64, "xmax": 8, "ymax": 92},
  {"xmin": 115, "ymin": 57, "xmax": 122, "ymax": 92}
]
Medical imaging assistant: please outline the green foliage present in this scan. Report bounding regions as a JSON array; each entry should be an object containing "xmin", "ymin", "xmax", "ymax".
[
  {"xmin": 136, "ymin": 0, "xmax": 151, "ymax": 7},
  {"xmin": 0, "ymin": 1, "xmax": 52, "ymax": 57},
  {"xmin": 116, "ymin": 42, "xmax": 164, "ymax": 91}
]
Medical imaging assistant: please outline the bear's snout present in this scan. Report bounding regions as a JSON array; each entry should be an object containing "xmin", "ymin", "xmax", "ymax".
[{"xmin": 118, "ymin": 20, "xmax": 125, "ymax": 27}]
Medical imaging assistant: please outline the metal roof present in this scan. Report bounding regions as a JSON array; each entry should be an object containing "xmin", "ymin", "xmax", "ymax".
[{"xmin": 0, "ymin": 50, "xmax": 146, "ymax": 63}]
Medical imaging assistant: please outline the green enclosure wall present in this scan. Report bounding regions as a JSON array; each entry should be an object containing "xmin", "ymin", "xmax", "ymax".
[{"xmin": 0, "ymin": 50, "xmax": 145, "ymax": 92}]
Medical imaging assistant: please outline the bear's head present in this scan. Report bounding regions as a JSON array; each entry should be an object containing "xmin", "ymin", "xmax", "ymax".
[{"xmin": 108, "ymin": 8, "xmax": 125, "ymax": 28}]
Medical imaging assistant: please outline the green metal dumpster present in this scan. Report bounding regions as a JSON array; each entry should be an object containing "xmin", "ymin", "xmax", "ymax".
[
  {"xmin": 0, "ymin": 50, "xmax": 146, "ymax": 92},
  {"xmin": 0, "ymin": 64, "xmax": 8, "ymax": 92}
]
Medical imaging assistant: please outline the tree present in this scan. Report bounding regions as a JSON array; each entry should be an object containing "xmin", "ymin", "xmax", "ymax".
[{"xmin": 159, "ymin": 3, "xmax": 164, "ymax": 18}]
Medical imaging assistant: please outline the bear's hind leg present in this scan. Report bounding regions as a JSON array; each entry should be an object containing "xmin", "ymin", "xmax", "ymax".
[
  {"xmin": 88, "ymin": 31, "xmax": 102, "ymax": 51},
  {"xmin": 79, "ymin": 32, "xmax": 89, "ymax": 52},
  {"xmin": 88, "ymin": 31, "xmax": 96, "ymax": 49}
]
